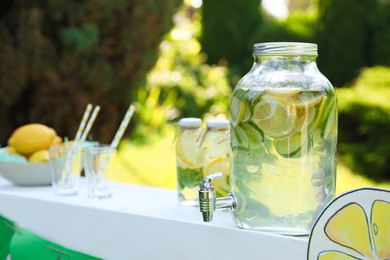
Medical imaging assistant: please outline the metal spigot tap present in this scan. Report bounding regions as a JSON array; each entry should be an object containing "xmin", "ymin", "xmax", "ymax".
[{"xmin": 198, "ymin": 172, "xmax": 237, "ymax": 222}]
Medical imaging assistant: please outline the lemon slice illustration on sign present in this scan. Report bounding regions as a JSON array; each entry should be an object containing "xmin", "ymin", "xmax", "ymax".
[{"xmin": 307, "ymin": 188, "xmax": 390, "ymax": 260}]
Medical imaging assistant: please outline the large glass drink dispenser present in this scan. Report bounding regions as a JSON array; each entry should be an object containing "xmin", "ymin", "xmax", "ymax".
[{"xmin": 199, "ymin": 42, "xmax": 338, "ymax": 235}]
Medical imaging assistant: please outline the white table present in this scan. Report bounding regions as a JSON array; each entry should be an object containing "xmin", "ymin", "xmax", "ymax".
[{"xmin": 0, "ymin": 177, "xmax": 307, "ymax": 259}]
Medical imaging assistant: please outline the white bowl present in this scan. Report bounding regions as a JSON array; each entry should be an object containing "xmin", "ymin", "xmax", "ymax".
[{"xmin": 0, "ymin": 161, "xmax": 51, "ymax": 186}]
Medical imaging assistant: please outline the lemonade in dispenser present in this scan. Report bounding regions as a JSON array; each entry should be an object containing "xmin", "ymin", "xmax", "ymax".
[{"xmin": 199, "ymin": 42, "xmax": 337, "ymax": 235}]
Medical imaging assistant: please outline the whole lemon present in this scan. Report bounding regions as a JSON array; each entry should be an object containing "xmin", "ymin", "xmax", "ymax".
[
  {"xmin": 28, "ymin": 150, "xmax": 50, "ymax": 163},
  {"xmin": 8, "ymin": 124, "xmax": 56, "ymax": 156},
  {"xmin": 52, "ymin": 135, "xmax": 63, "ymax": 145}
]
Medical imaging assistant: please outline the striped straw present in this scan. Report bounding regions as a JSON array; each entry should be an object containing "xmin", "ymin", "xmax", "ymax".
[
  {"xmin": 95, "ymin": 104, "xmax": 135, "ymax": 179},
  {"xmin": 110, "ymin": 104, "xmax": 135, "ymax": 149},
  {"xmin": 80, "ymin": 105, "xmax": 101, "ymax": 143},
  {"xmin": 59, "ymin": 104, "xmax": 91, "ymax": 184},
  {"xmin": 74, "ymin": 104, "xmax": 93, "ymax": 142},
  {"xmin": 60, "ymin": 105, "xmax": 100, "ymax": 186}
]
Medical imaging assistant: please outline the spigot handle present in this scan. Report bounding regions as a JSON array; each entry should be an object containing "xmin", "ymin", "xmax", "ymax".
[{"xmin": 200, "ymin": 172, "xmax": 225, "ymax": 189}]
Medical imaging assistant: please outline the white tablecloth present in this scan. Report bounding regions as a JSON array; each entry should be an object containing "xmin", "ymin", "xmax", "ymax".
[{"xmin": 0, "ymin": 177, "xmax": 307, "ymax": 259}]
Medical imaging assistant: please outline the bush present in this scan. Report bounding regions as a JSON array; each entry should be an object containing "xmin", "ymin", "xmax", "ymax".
[{"xmin": 337, "ymin": 66, "xmax": 390, "ymax": 180}]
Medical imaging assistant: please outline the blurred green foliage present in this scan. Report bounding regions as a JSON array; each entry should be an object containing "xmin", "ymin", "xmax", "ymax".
[
  {"xmin": 251, "ymin": 11, "xmax": 317, "ymax": 48},
  {"xmin": 315, "ymin": 0, "xmax": 376, "ymax": 86},
  {"xmin": 201, "ymin": 0, "xmax": 263, "ymax": 78},
  {"xmin": 60, "ymin": 24, "xmax": 99, "ymax": 54},
  {"xmin": 371, "ymin": 1, "xmax": 390, "ymax": 66},
  {"xmin": 133, "ymin": 3, "xmax": 231, "ymax": 139},
  {"xmin": 337, "ymin": 66, "xmax": 390, "ymax": 180},
  {"xmin": 200, "ymin": 0, "xmax": 390, "ymax": 87}
]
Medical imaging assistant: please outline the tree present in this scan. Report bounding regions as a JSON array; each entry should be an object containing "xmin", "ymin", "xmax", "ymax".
[
  {"xmin": 200, "ymin": 0, "xmax": 263, "ymax": 79},
  {"xmin": 315, "ymin": 0, "xmax": 376, "ymax": 86},
  {"xmin": 371, "ymin": 0, "xmax": 390, "ymax": 66},
  {"xmin": 0, "ymin": 0, "xmax": 181, "ymax": 144}
]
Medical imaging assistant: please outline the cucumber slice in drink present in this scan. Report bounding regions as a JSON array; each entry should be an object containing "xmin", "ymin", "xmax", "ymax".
[
  {"xmin": 274, "ymin": 133, "xmax": 311, "ymax": 158},
  {"xmin": 294, "ymin": 99, "xmax": 323, "ymax": 132},
  {"xmin": 311, "ymin": 98, "xmax": 326, "ymax": 130},
  {"xmin": 322, "ymin": 106, "xmax": 337, "ymax": 140},
  {"xmin": 316, "ymin": 94, "xmax": 337, "ymax": 138}
]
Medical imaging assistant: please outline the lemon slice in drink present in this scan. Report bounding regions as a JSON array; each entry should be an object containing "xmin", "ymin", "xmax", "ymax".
[
  {"xmin": 321, "ymin": 104, "xmax": 337, "ymax": 140},
  {"xmin": 204, "ymin": 156, "xmax": 231, "ymax": 196},
  {"xmin": 231, "ymin": 88, "xmax": 252, "ymax": 126},
  {"xmin": 264, "ymin": 87, "xmax": 302, "ymax": 97},
  {"xmin": 311, "ymin": 98, "xmax": 326, "ymax": 130},
  {"xmin": 176, "ymin": 131, "xmax": 203, "ymax": 169},
  {"xmin": 252, "ymin": 94, "xmax": 296, "ymax": 138},
  {"xmin": 291, "ymin": 91, "xmax": 323, "ymax": 109},
  {"xmin": 231, "ymin": 96, "xmax": 246, "ymax": 127},
  {"xmin": 295, "ymin": 106, "xmax": 318, "ymax": 132}
]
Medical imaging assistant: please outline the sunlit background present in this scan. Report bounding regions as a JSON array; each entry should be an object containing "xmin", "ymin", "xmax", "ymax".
[
  {"xmin": 262, "ymin": 0, "xmax": 289, "ymax": 19},
  {"xmin": 0, "ymin": 0, "xmax": 389, "ymax": 194}
]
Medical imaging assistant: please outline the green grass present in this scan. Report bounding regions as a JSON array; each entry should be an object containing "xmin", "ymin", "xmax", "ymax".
[
  {"xmin": 111, "ymin": 128, "xmax": 390, "ymax": 195},
  {"xmin": 336, "ymin": 162, "xmax": 390, "ymax": 195},
  {"xmin": 111, "ymin": 131, "xmax": 177, "ymax": 189}
]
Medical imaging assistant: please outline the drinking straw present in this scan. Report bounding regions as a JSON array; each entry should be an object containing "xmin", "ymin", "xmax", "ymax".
[
  {"xmin": 110, "ymin": 104, "xmax": 135, "ymax": 149},
  {"xmin": 59, "ymin": 105, "xmax": 100, "ymax": 185},
  {"xmin": 94, "ymin": 104, "xmax": 135, "ymax": 181},
  {"xmin": 61, "ymin": 103, "xmax": 92, "ymax": 167},
  {"xmin": 80, "ymin": 105, "xmax": 101, "ymax": 144},
  {"xmin": 74, "ymin": 104, "xmax": 93, "ymax": 142}
]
